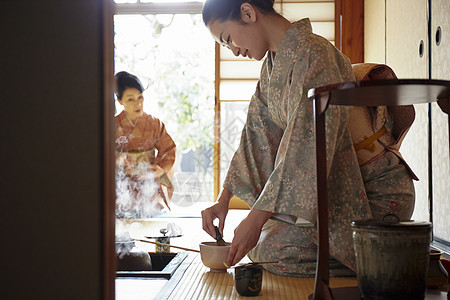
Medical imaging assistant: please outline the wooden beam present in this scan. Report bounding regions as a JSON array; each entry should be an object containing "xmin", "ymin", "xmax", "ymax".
[
  {"xmin": 102, "ymin": 0, "xmax": 116, "ymax": 299},
  {"xmin": 335, "ymin": 0, "xmax": 364, "ymax": 64},
  {"xmin": 114, "ymin": 2, "xmax": 203, "ymax": 14}
]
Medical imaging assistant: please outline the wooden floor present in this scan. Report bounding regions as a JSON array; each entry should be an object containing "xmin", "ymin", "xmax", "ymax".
[
  {"xmin": 115, "ymin": 207, "xmax": 449, "ymax": 300},
  {"xmin": 116, "ymin": 208, "xmax": 249, "ymax": 300},
  {"xmin": 115, "ymin": 208, "xmax": 359, "ymax": 300},
  {"xmin": 157, "ymin": 255, "xmax": 358, "ymax": 300}
]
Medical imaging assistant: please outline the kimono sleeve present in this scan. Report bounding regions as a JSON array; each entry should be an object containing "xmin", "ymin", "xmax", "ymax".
[
  {"xmin": 252, "ymin": 41, "xmax": 367, "ymax": 225},
  {"xmin": 154, "ymin": 120, "xmax": 177, "ymax": 174},
  {"xmin": 223, "ymin": 82, "xmax": 284, "ymax": 206}
]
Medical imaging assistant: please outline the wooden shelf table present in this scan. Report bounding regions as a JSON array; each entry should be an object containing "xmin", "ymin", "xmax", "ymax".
[{"xmin": 307, "ymin": 79, "xmax": 450, "ymax": 300}]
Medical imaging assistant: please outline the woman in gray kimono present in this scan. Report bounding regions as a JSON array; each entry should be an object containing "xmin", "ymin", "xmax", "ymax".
[{"xmin": 201, "ymin": 0, "xmax": 415, "ymax": 277}]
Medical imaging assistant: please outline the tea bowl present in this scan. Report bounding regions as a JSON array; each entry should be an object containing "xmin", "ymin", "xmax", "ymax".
[{"xmin": 199, "ymin": 241, "xmax": 231, "ymax": 272}]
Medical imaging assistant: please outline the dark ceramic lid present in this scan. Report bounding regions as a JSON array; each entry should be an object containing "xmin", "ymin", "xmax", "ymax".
[{"xmin": 351, "ymin": 213, "xmax": 432, "ymax": 229}]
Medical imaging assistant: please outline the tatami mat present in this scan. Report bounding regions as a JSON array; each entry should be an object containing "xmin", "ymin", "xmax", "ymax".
[
  {"xmin": 118, "ymin": 210, "xmax": 360, "ymax": 300},
  {"xmin": 165, "ymin": 255, "xmax": 357, "ymax": 300}
]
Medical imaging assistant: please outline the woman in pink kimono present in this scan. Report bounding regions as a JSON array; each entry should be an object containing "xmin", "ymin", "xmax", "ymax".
[
  {"xmin": 201, "ymin": 0, "xmax": 416, "ymax": 276},
  {"xmin": 115, "ymin": 71, "xmax": 176, "ymax": 218}
]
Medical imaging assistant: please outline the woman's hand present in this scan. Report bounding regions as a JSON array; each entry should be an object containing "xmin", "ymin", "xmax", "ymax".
[
  {"xmin": 201, "ymin": 188, "xmax": 232, "ymax": 239},
  {"xmin": 201, "ymin": 201, "xmax": 229, "ymax": 238},
  {"xmin": 225, "ymin": 209, "xmax": 272, "ymax": 267}
]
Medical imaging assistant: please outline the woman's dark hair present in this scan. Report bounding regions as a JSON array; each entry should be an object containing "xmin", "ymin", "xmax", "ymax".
[
  {"xmin": 114, "ymin": 71, "xmax": 145, "ymax": 100},
  {"xmin": 202, "ymin": 0, "xmax": 275, "ymax": 26}
]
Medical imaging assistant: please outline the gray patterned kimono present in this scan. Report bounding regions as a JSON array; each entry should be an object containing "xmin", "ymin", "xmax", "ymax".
[{"xmin": 223, "ymin": 18, "xmax": 372, "ymax": 276}]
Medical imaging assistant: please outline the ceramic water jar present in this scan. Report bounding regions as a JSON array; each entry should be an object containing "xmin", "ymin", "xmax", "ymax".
[{"xmin": 351, "ymin": 214, "xmax": 432, "ymax": 300}]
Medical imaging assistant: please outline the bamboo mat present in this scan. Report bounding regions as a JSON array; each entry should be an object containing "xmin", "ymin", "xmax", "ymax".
[
  {"xmin": 118, "ymin": 210, "xmax": 359, "ymax": 299},
  {"xmin": 165, "ymin": 255, "xmax": 358, "ymax": 300}
]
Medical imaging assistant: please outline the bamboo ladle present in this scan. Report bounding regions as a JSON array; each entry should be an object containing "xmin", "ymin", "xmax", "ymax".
[{"xmin": 134, "ymin": 238, "xmax": 200, "ymax": 253}]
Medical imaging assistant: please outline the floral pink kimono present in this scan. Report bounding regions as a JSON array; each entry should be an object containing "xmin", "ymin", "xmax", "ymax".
[{"xmin": 115, "ymin": 111, "xmax": 176, "ymax": 217}]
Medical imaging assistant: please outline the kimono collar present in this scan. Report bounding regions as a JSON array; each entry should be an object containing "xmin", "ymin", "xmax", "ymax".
[
  {"xmin": 266, "ymin": 18, "xmax": 313, "ymax": 79},
  {"xmin": 118, "ymin": 110, "xmax": 148, "ymax": 129}
]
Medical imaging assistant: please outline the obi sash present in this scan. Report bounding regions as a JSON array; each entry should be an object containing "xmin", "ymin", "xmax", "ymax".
[{"xmin": 348, "ymin": 63, "xmax": 418, "ymax": 180}]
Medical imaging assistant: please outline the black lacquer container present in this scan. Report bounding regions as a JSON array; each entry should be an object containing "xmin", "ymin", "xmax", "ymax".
[{"xmin": 234, "ymin": 264, "xmax": 263, "ymax": 297}]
